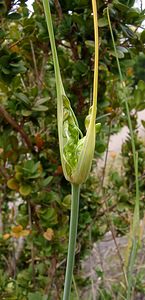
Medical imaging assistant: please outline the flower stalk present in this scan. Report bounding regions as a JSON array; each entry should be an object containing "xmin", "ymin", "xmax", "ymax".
[{"xmin": 107, "ymin": 7, "xmax": 140, "ymax": 299}]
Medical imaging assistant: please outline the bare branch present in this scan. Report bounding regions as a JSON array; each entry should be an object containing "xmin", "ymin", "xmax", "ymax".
[
  {"xmin": 54, "ymin": 0, "xmax": 63, "ymax": 20},
  {"xmin": 0, "ymin": 105, "xmax": 32, "ymax": 149}
]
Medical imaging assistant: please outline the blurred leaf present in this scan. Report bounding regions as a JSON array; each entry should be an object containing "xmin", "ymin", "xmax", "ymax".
[
  {"xmin": 40, "ymin": 207, "xmax": 58, "ymax": 226},
  {"xmin": 113, "ymin": 0, "xmax": 130, "ymax": 11},
  {"xmin": 28, "ymin": 292, "xmax": 47, "ymax": 300},
  {"xmin": 7, "ymin": 12, "xmax": 21, "ymax": 20},
  {"xmin": 42, "ymin": 176, "xmax": 53, "ymax": 186},
  {"xmin": 138, "ymin": 80, "xmax": 145, "ymax": 91},
  {"xmin": 140, "ymin": 30, "xmax": 145, "ymax": 43},
  {"xmin": 109, "ymin": 49, "xmax": 124, "ymax": 59},
  {"xmin": 98, "ymin": 17, "xmax": 108, "ymax": 27},
  {"xmin": 19, "ymin": 184, "xmax": 32, "ymax": 196},
  {"xmin": 7, "ymin": 178, "xmax": 19, "ymax": 191},
  {"xmin": 96, "ymin": 141, "xmax": 106, "ymax": 153},
  {"xmin": 62, "ymin": 194, "xmax": 71, "ymax": 210},
  {"xmin": 141, "ymin": 120, "xmax": 145, "ymax": 128},
  {"xmin": 32, "ymin": 105, "xmax": 48, "ymax": 111},
  {"xmin": 120, "ymin": 24, "xmax": 135, "ymax": 38},
  {"xmin": 14, "ymin": 92, "xmax": 30, "ymax": 105},
  {"xmin": 35, "ymin": 97, "xmax": 49, "ymax": 106}
]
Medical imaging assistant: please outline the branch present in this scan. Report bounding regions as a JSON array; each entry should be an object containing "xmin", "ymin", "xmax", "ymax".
[
  {"xmin": 0, "ymin": 105, "xmax": 32, "ymax": 149},
  {"xmin": 30, "ymin": 40, "xmax": 40, "ymax": 87},
  {"xmin": 0, "ymin": 165, "xmax": 9, "ymax": 180},
  {"xmin": 54, "ymin": 0, "xmax": 63, "ymax": 20}
]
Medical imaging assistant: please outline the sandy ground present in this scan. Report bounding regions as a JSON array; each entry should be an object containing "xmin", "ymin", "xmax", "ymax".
[{"xmin": 108, "ymin": 109, "xmax": 145, "ymax": 154}]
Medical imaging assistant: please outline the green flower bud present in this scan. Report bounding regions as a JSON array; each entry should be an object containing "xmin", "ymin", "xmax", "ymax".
[{"xmin": 43, "ymin": 0, "xmax": 99, "ymax": 184}]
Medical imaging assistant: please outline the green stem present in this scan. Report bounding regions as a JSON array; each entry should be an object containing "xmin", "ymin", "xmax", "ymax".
[
  {"xmin": 107, "ymin": 8, "xmax": 136, "ymax": 177},
  {"xmin": 126, "ymin": 239, "xmax": 138, "ymax": 300},
  {"xmin": 72, "ymin": 274, "xmax": 80, "ymax": 300},
  {"xmin": 42, "ymin": 0, "xmax": 63, "ymax": 91},
  {"xmin": 107, "ymin": 7, "xmax": 140, "ymax": 299},
  {"xmin": 63, "ymin": 184, "xmax": 80, "ymax": 300},
  {"xmin": 107, "ymin": 6, "xmax": 139, "ymax": 237}
]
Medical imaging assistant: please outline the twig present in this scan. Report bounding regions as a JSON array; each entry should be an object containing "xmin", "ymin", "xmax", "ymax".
[
  {"xmin": 39, "ymin": 56, "xmax": 47, "ymax": 88},
  {"xmin": 98, "ymin": 120, "xmax": 127, "ymax": 287},
  {"xmin": 30, "ymin": 40, "xmax": 40, "ymax": 87},
  {"xmin": 89, "ymin": 230, "xmax": 97, "ymax": 300},
  {"xmin": 28, "ymin": 201, "xmax": 36, "ymax": 287},
  {"xmin": 99, "ymin": 121, "xmax": 112, "ymax": 192},
  {"xmin": 72, "ymin": 274, "xmax": 80, "ymax": 300},
  {"xmin": 0, "ymin": 165, "xmax": 9, "ymax": 180},
  {"xmin": 54, "ymin": 0, "xmax": 63, "ymax": 20},
  {"xmin": 44, "ymin": 256, "xmax": 57, "ymax": 297},
  {"xmin": 140, "ymin": 0, "xmax": 143, "ymax": 11},
  {"xmin": 0, "ymin": 197, "xmax": 3, "ymax": 234},
  {"xmin": 110, "ymin": 223, "xmax": 128, "ymax": 287},
  {"xmin": 0, "ymin": 105, "xmax": 32, "ymax": 149},
  {"xmin": 8, "ymin": 38, "xmax": 24, "ymax": 49}
]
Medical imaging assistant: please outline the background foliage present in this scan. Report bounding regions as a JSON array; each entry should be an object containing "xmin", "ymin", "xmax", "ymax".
[{"xmin": 0, "ymin": 0, "xmax": 145, "ymax": 299}]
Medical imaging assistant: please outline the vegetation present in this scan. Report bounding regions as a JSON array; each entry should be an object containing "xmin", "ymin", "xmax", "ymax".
[{"xmin": 0, "ymin": 0, "xmax": 145, "ymax": 299}]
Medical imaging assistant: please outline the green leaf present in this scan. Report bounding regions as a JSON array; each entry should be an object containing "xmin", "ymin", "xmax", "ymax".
[
  {"xmin": 7, "ymin": 13, "xmax": 21, "ymax": 20},
  {"xmin": 7, "ymin": 178, "xmax": 19, "ymax": 191},
  {"xmin": 28, "ymin": 292, "xmax": 44, "ymax": 300},
  {"xmin": 140, "ymin": 30, "xmax": 145, "ymax": 43},
  {"xmin": 0, "ymin": 29, "xmax": 6, "ymax": 39},
  {"xmin": 98, "ymin": 17, "xmax": 108, "ymax": 27},
  {"xmin": 96, "ymin": 141, "xmax": 106, "ymax": 153},
  {"xmin": 141, "ymin": 120, "xmax": 145, "ymax": 128},
  {"xmin": 109, "ymin": 49, "xmax": 124, "ymax": 59},
  {"xmin": 40, "ymin": 207, "xmax": 58, "ymax": 226},
  {"xmin": 119, "ymin": 0, "xmax": 135, "ymax": 7},
  {"xmin": 42, "ymin": 176, "xmax": 53, "ymax": 186},
  {"xmin": 62, "ymin": 194, "xmax": 71, "ymax": 210},
  {"xmin": 14, "ymin": 92, "xmax": 30, "ymax": 105},
  {"xmin": 35, "ymin": 97, "xmax": 49, "ymax": 105},
  {"xmin": 19, "ymin": 184, "xmax": 32, "ymax": 196},
  {"xmin": 138, "ymin": 80, "xmax": 145, "ymax": 91},
  {"xmin": 117, "ymin": 46, "xmax": 128, "ymax": 53},
  {"xmin": 21, "ymin": 109, "xmax": 32, "ymax": 116},
  {"xmin": 22, "ymin": 160, "xmax": 40, "ymax": 174},
  {"xmin": 85, "ymin": 40, "xmax": 95, "ymax": 48},
  {"xmin": 2, "ymin": 67, "xmax": 10, "ymax": 74},
  {"xmin": 32, "ymin": 105, "xmax": 48, "ymax": 111},
  {"xmin": 113, "ymin": 0, "xmax": 130, "ymax": 12},
  {"xmin": 120, "ymin": 24, "xmax": 135, "ymax": 38},
  {"xmin": 134, "ymin": 89, "xmax": 142, "ymax": 106}
]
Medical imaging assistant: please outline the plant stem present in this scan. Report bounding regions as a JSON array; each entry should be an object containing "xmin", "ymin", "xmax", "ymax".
[
  {"xmin": 72, "ymin": 274, "xmax": 80, "ymax": 300},
  {"xmin": 63, "ymin": 184, "xmax": 80, "ymax": 300},
  {"xmin": 28, "ymin": 201, "xmax": 36, "ymax": 287},
  {"xmin": 106, "ymin": 9, "xmax": 139, "ymax": 214},
  {"xmin": 107, "ymin": 7, "xmax": 140, "ymax": 299}
]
